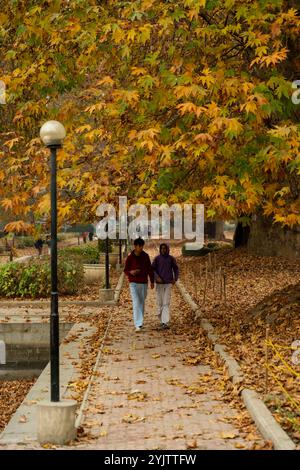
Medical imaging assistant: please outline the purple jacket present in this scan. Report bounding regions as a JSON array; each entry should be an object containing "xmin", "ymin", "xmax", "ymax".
[{"xmin": 151, "ymin": 244, "xmax": 179, "ymax": 284}]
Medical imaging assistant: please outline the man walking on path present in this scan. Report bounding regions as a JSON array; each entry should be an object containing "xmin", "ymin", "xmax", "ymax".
[
  {"xmin": 124, "ymin": 238, "xmax": 154, "ymax": 332},
  {"xmin": 152, "ymin": 243, "xmax": 179, "ymax": 329},
  {"xmin": 34, "ymin": 238, "xmax": 44, "ymax": 256}
]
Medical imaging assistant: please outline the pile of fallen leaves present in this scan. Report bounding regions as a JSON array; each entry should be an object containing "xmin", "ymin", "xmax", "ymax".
[
  {"xmin": 178, "ymin": 246, "xmax": 300, "ymax": 443},
  {"xmin": 0, "ymin": 379, "xmax": 35, "ymax": 432}
]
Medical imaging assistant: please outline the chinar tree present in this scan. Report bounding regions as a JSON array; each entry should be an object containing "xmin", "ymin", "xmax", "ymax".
[{"xmin": 0, "ymin": 1, "xmax": 300, "ymax": 255}]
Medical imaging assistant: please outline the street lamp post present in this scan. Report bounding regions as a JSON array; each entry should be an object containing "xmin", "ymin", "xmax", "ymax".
[
  {"xmin": 40, "ymin": 120, "xmax": 66, "ymax": 402},
  {"xmin": 105, "ymin": 223, "xmax": 110, "ymax": 289}
]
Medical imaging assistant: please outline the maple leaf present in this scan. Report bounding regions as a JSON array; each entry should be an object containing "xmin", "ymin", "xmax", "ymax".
[
  {"xmin": 0, "ymin": 0, "xmax": 299, "ymax": 230},
  {"xmin": 97, "ymin": 76, "xmax": 115, "ymax": 86},
  {"xmin": 177, "ymin": 102, "xmax": 206, "ymax": 117},
  {"xmin": 4, "ymin": 221, "xmax": 32, "ymax": 234}
]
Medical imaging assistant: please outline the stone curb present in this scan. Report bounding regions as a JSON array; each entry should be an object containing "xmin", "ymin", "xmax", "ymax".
[
  {"xmin": 214, "ymin": 344, "xmax": 243, "ymax": 385},
  {"xmin": 176, "ymin": 280, "xmax": 296, "ymax": 451},
  {"xmin": 74, "ymin": 273, "xmax": 125, "ymax": 428},
  {"xmin": 14, "ymin": 255, "xmax": 36, "ymax": 263},
  {"xmin": 176, "ymin": 280, "xmax": 198, "ymax": 312},
  {"xmin": 242, "ymin": 389, "xmax": 296, "ymax": 450},
  {"xmin": 114, "ymin": 272, "xmax": 125, "ymax": 303}
]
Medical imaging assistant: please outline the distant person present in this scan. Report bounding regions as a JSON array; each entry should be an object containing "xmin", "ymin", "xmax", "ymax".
[
  {"xmin": 82, "ymin": 232, "xmax": 88, "ymax": 243},
  {"xmin": 88, "ymin": 231, "xmax": 93, "ymax": 242},
  {"xmin": 34, "ymin": 238, "xmax": 44, "ymax": 256},
  {"xmin": 151, "ymin": 243, "xmax": 179, "ymax": 329},
  {"xmin": 124, "ymin": 238, "xmax": 154, "ymax": 332},
  {"xmin": 46, "ymin": 235, "xmax": 51, "ymax": 255}
]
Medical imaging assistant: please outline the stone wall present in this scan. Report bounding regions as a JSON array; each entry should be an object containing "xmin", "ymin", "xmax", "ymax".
[{"xmin": 247, "ymin": 215, "xmax": 300, "ymax": 259}]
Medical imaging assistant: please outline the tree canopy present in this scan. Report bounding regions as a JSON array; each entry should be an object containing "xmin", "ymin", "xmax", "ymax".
[{"xmin": 0, "ymin": 0, "xmax": 300, "ymax": 231}]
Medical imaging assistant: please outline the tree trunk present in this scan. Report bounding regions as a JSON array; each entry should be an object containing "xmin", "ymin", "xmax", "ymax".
[
  {"xmin": 247, "ymin": 214, "xmax": 300, "ymax": 259},
  {"xmin": 234, "ymin": 222, "xmax": 250, "ymax": 248},
  {"xmin": 204, "ymin": 221, "xmax": 224, "ymax": 240}
]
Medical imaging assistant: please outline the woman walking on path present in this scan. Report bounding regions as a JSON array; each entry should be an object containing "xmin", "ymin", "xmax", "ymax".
[
  {"xmin": 152, "ymin": 243, "xmax": 179, "ymax": 329},
  {"xmin": 124, "ymin": 238, "xmax": 154, "ymax": 332}
]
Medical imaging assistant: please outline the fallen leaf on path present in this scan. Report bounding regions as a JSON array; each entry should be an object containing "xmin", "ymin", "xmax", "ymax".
[
  {"xmin": 77, "ymin": 426, "xmax": 87, "ymax": 437},
  {"xmin": 235, "ymin": 442, "xmax": 246, "ymax": 449},
  {"xmin": 166, "ymin": 378, "xmax": 185, "ymax": 387},
  {"xmin": 175, "ymin": 348, "xmax": 188, "ymax": 353},
  {"xmin": 220, "ymin": 432, "xmax": 238, "ymax": 439},
  {"xmin": 19, "ymin": 415, "xmax": 27, "ymax": 423},
  {"xmin": 251, "ymin": 441, "xmax": 273, "ymax": 450},
  {"xmin": 122, "ymin": 414, "xmax": 146, "ymax": 424},
  {"xmin": 42, "ymin": 443, "xmax": 57, "ymax": 449},
  {"xmin": 199, "ymin": 374, "xmax": 214, "ymax": 383},
  {"xmin": 128, "ymin": 391, "xmax": 148, "ymax": 401},
  {"xmin": 175, "ymin": 424, "xmax": 184, "ymax": 431},
  {"xmin": 186, "ymin": 385, "xmax": 205, "ymax": 394},
  {"xmin": 183, "ymin": 356, "xmax": 202, "ymax": 365},
  {"xmin": 186, "ymin": 439, "xmax": 198, "ymax": 449},
  {"xmin": 246, "ymin": 433, "xmax": 261, "ymax": 441}
]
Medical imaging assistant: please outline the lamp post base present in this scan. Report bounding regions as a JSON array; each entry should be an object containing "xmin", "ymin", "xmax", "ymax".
[
  {"xmin": 99, "ymin": 288, "xmax": 115, "ymax": 302},
  {"xmin": 37, "ymin": 400, "xmax": 77, "ymax": 445},
  {"xmin": 115, "ymin": 263, "xmax": 123, "ymax": 271}
]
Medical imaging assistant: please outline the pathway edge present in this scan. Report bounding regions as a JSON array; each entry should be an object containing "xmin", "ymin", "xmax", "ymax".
[{"xmin": 176, "ymin": 279, "xmax": 296, "ymax": 451}]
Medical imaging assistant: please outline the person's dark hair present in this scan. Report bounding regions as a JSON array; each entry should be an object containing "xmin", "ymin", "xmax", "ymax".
[{"xmin": 134, "ymin": 237, "xmax": 145, "ymax": 246}]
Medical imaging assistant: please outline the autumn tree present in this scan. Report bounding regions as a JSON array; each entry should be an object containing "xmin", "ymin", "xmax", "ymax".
[{"xmin": 0, "ymin": 0, "xmax": 300, "ymax": 234}]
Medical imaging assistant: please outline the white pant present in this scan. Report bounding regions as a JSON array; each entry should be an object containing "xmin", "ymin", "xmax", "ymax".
[{"xmin": 155, "ymin": 283, "xmax": 172, "ymax": 324}]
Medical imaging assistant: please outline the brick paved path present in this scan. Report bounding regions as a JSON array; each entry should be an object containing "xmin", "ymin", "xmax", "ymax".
[{"xmin": 74, "ymin": 284, "xmax": 264, "ymax": 450}]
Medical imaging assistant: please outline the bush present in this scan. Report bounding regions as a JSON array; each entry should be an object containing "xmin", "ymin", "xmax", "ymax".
[
  {"xmin": 15, "ymin": 236, "xmax": 35, "ymax": 248},
  {"xmin": 57, "ymin": 232, "xmax": 77, "ymax": 241},
  {"xmin": 14, "ymin": 234, "xmax": 70, "ymax": 247},
  {"xmin": 57, "ymin": 258, "xmax": 83, "ymax": 294},
  {"xmin": 97, "ymin": 238, "xmax": 112, "ymax": 254},
  {"xmin": 60, "ymin": 241, "xmax": 112, "ymax": 264},
  {"xmin": 0, "ymin": 263, "xmax": 22, "ymax": 297},
  {"xmin": 59, "ymin": 244, "xmax": 101, "ymax": 264},
  {"xmin": 0, "ymin": 258, "xmax": 83, "ymax": 298}
]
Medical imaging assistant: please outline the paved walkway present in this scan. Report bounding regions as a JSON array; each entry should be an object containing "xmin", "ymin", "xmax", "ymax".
[
  {"xmin": 73, "ymin": 285, "xmax": 264, "ymax": 450},
  {"xmin": 0, "ymin": 277, "xmax": 265, "ymax": 450}
]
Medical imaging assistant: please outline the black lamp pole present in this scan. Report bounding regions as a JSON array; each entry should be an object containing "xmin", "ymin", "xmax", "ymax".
[
  {"xmin": 40, "ymin": 120, "xmax": 65, "ymax": 403},
  {"xmin": 50, "ymin": 145, "xmax": 59, "ymax": 402},
  {"xmin": 105, "ymin": 222, "xmax": 110, "ymax": 289}
]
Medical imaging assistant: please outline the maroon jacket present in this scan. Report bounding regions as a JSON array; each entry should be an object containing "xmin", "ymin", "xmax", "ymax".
[{"xmin": 124, "ymin": 250, "xmax": 154, "ymax": 284}]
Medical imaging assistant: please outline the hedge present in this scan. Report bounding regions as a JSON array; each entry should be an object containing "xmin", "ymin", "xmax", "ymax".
[{"xmin": 0, "ymin": 258, "xmax": 83, "ymax": 298}]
